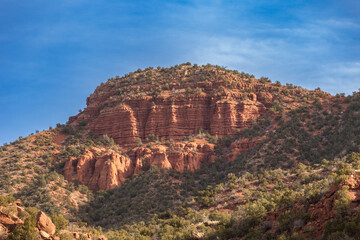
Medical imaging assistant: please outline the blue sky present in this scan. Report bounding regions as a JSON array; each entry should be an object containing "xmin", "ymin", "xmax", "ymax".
[{"xmin": 0, "ymin": 0, "xmax": 359, "ymax": 145}]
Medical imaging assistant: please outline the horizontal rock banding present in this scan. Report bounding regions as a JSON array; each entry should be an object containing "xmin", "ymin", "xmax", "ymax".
[
  {"xmin": 73, "ymin": 93, "xmax": 267, "ymax": 146},
  {"xmin": 63, "ymin": 141, "xmax": 214, "ymax": 191}
]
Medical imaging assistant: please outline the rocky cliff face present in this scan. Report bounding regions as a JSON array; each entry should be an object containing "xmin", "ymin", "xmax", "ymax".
[
  {"xmin": 68, "ymin": 65, "xmax": 283, "ymax": 146},
  {"xmin": 63, "ymin": 140, "xmax": 214, "ymax": 191},
  {"xmin": 72, "ymin": 92, "xmax": 269, "ymax": 146},
  {"xmin": 63, "ymin": 147, "xmax": 134, "ymax": 191}
]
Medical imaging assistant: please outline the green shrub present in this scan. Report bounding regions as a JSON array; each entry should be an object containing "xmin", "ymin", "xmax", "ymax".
[
  {"xmin": 0, "ymin": 194, "xmax": 15, "ymax": 206},
  {"xmin": 230, "ymin": 201, "xmax": 267, "ymax": 237},
  {"xmin": 51, "ymin": 213, "xmax": 69, "ymax": 232},
  {"xmin": 209, "ymin": 211, "xmax": 231, "ymax": 225},
  {"xmin": 101, "ymin": 135, "xmax": 115, "ymax": 146},
  {"xmin": 8, "ymin": 213, "xmax": 37, "ymax": 240},
  {"xmin": 278, "ymin": 210, "xmax": 310, "ymax": 233},
  {"xmin": 58, "ymin": 232, "xmax": 75, "ymax": 240},
  {"xmin": 146, "ymin": 134, "xmax": 159, "ymax": 142},
  {"xmin": 323, "ymin": 215, "xmax": 360, "ymax": 239},
  {"xmin": 334, "ymin": 186, "xmax": 350, "ymax": 217}
]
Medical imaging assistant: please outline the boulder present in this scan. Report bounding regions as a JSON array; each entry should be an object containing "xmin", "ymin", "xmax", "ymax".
[
  {"xmin": 0, "ymin": 223, "xmax": 8, "ymax": 240},
  {"xmin": 36, "ymin": 211, "xmax": 56, "ymax": 236},
  {"xmin": 39, "ymin": 230, "xmax": 51, "ymax": 239}
]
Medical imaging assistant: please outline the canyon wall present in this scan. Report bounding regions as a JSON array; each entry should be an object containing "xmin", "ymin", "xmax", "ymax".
[{"xmin": 71, "ymin": 91, "xmax": 271, "ymax": 146}]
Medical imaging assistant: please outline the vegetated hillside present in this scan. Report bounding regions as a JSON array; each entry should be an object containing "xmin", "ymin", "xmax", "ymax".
[
  {"xmin": 0, "ymin": 63, "xmax": 359, "ymax": 240},
  {"xmin": 80, "ymin": 88, "xmax": 360, "ymax": 239},
  {"xmin": 0, "ymin": 130, "xmax": 90, "ymax": 215}
]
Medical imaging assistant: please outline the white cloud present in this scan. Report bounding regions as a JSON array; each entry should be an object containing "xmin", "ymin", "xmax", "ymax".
[
  {"xmin": 315, "ymin": 18, "xmax": 360, "ymax": 29},
  {"xmin": 316, "ymin": 61, "xmax": 360, "ymax": 94}
]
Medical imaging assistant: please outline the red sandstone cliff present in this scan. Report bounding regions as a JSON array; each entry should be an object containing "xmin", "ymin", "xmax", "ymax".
[
  {"xmin": 71, "ymin": 92, "xmax": 268, "ymax": 146},
  {"xmin": 67, "ymin": 66, "xmax": 283, "ymax": 146},
  {"xmin": 63, "ymin": 140, "xmax": 214, "ymax": 191},
  {"xmin": 63, "ymin": 147, "xmax": 134, "ymax": 191}
]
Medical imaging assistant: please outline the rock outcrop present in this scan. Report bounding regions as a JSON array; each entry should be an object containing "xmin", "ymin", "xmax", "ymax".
[
  {"xmin": 63, "ymin": 140, "xmax": 214, "ymax": 191},
  {"xmin": 68, "ymin": 65, "xmax": 280, "ymax": 146},
  {"xmin": 0, "ymin": 223, "xmax": 7, "ymax": 240},
  {"xmin": 37, "ymin": 211, "xmax": 56, "ymax": 236},
  {"xmin": 0, "ymin": 202, "xmax": 24, "ymax": 233},
  {"xmin": 63, "ymin": 147, "xmax": 134, "ymax": 191},
  {"xmin": 130, "ymin": 140, "xmax": 215, "ymax": 173},
  {"xmin": 72, "ymin": 94, "xmax": 267, "ymax": 146},
  {"xmin": 0, "ymin": 200, "xmax": 57, "ymax": 239}
]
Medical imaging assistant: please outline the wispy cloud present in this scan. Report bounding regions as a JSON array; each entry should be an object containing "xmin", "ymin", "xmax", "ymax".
[
  {"xmin": 316, "ymin": 61, "xmax": 360, "ymax": 94},
  {"xmin": 162, "ymin": 1, "xmax": 359, "ymax": 94},
  {"xmin": 315, "ymin": 18, "xmax": 360, "ymax": 29}
]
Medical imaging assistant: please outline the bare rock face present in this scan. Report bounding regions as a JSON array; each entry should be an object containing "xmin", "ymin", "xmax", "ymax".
[
  {"xmin": 0, "ymin": 200, "xmax": 26, "ymax": 239},
  {"xmin": 63, "ymin": 141, "xmax": 214, "ymax": 191},
  {"xmin": 0, "ymin": 223, "xmax": 8, "ymax": 240},
  {"xmin": 39, "ymin": 230, "xmax": 51, "ymax": 239},
  {"xmin": 0, "ymin": 207, "xmax": 24, "ymax": 232},
  {"xmin": 36, "ymin": 211, "xmax": 56, "ymax": 236},
  {"xmin": 67, "ymin": 95, "xmax": 267, "ymax": 191},
  {"xmin": 130, "ymin": 140, "xmax": 215, "ymax": 173},
  {"xmin": 0, "ymin": 201, "xmax": 57, "ymax": 239},
  {"xmin": 73, "ymin": 93, "xmax": 266, "ymax": 146},
  {"xmin": 63, "ymin": 147, "xmax": 134, "ymax": 191}
]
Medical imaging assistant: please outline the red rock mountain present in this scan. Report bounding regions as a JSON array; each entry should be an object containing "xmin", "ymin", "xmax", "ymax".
[
  {"xmin": 61, "ymin": 64, "xmax": 324, "ymax": 191},
  {"xmin": 68, "ymin": 64, "xmax": 281, "ymax": 145}
]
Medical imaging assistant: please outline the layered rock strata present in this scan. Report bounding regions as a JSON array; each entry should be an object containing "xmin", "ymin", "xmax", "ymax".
[
  {"xmin": 63, "ymin": 141, "xmax": 214, "ymax": 191},
  {"xmin": 71, "ymin": 91, "xmax": 270, "ymax": 146}
]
